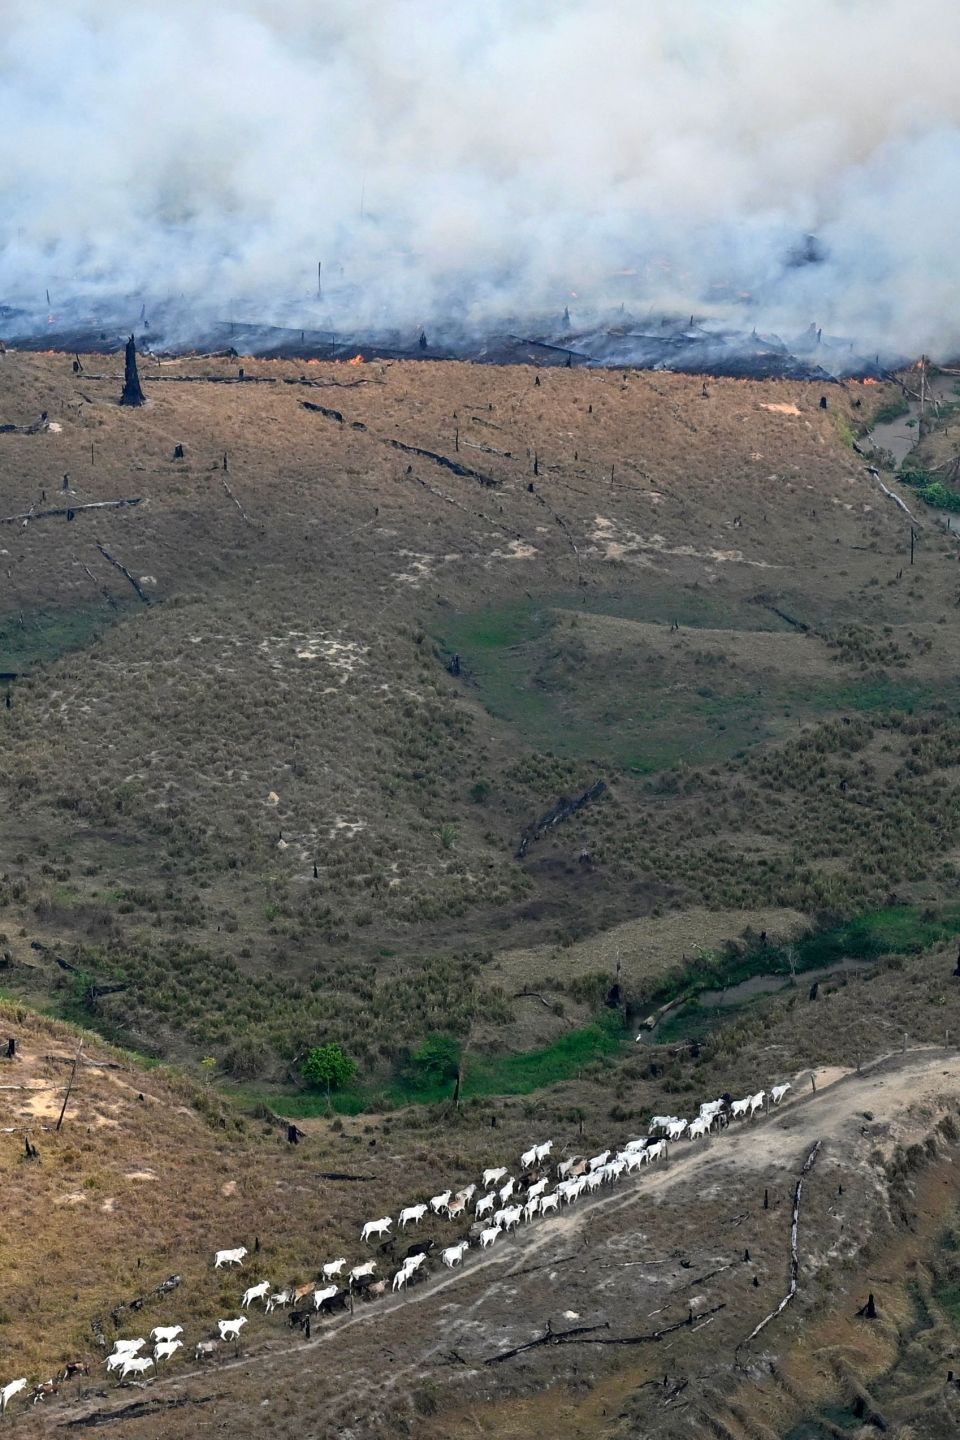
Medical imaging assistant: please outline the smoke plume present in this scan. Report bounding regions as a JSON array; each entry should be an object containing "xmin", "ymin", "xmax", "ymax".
[{"xmin": 1, "ymin": 0, "xmax": 958, "ymax": 357}]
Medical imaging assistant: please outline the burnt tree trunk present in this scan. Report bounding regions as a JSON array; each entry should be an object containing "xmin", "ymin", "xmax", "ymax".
[{"xmin": 120, "ymin": 336, "xmax": 146, "ymax": 407}]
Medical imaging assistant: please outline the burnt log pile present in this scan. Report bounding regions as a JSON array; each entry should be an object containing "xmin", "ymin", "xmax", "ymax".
[{"xmin": 516, "ymin": 779, "xmax": 607, "ymax": 859}]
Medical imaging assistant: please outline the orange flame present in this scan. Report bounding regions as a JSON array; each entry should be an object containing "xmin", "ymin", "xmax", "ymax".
[
  {"xmin": 862, "ymin": 377, "xmax": 879, "ymax": 385},
  {"xmin": 347, "ymin": 354, "xmax": 363, "ymax": 366}
]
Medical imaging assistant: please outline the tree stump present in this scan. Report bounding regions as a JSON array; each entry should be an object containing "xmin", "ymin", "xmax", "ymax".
[{"xmin": 120, "ymin": 336, "xmax": 146, "ymax": 407}]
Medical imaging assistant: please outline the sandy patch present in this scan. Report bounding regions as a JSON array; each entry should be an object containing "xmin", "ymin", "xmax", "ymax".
[
  {"xmin": 760, "ymin": 402, "xmax": 801, "ymax": 416},
  {"xmin": 54, "ymin": 1192, "xmax": 86, "ymax": 1206},
  {"xmin": 221, "ymin": 1179, "xmax": 238, "ymax": 1196},
  {"xmin": 125, "ymin": 1169, "xmax": 157, "ymax": 1182}
]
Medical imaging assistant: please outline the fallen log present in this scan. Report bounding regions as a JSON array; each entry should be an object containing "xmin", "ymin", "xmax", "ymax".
[
  {"xmin": 95, "ymin": 544, "xmax": 149, "ymax": 603},
  {"xmin": 486, "ymin": 1303, "xmax": 727, "ymax": 1364},
  {"xmin": 0, "ymin": 497, "xmax": 142, "ymax": 526},
  {"xmin": 737, "ymin": 1140, "xmax": 822, "ymax": 1354},
  {"xmin": 399, "ymin": 468, "xmax": 523, "ymax": 540},
  {"xmin": 108, "ymin": 1273, "xmax": 181, "ymax": 1331},
  {"xmin": 302, "ymin": 400, "xmax": 344, "ymax": 423},
  {"xmin": 385, "ymin": 436, "xmax": 500, "ymax": 488},
  {"xmin": 283, "ymin": 376, "xmax": 383, "ymax": 389},
  {"xmin": 517, "ymin": 778, "xmax": 607, "ymax": 859},
  {"xmin": 867, "ymin": 468, "xmax": 922, "ymax": 524},
  {"xmin": 0, "ymin": 412, "xmax": 49, "ymax": 435},
  {"xmin": 66, "ymin": 1395, "xmax": 215, "ymax": 1429}
]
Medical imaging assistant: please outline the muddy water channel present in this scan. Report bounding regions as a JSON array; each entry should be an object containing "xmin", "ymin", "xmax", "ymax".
[{"xmin": 863, "ymin": 374, "xmax": 958, "ymax": 467}]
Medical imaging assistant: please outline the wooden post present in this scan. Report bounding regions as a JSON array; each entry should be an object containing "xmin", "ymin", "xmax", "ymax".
[
  {"xmin": 910, "ymin": 528, "xmax": 915, "ymax": 566},
  {"xmin": 317, "ymin": 261, "xmax": 322, "ymax": 300},
  {"xmin": 763, "ymin": 1188, "xmax": 769, "ymax": 1210},
  {"xmin": 56, "ymin": 1038, "xmax": 83, "ymax": 1130}
]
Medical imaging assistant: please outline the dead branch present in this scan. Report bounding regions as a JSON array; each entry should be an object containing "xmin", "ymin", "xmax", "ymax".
[
  {"xmin": 95, "ymin": 544, "xmax": 149, "ymax": 603},
  {"xmin": 221, "ymin": 476, "xmax": 252, "ymax": 525},
  {"xmin": 867, "ymin": 468, "xmax": 922, "ymax": 524},
  {"xmin": 55, "ymin": 1038, "xmax": 84, "ymax": 1131},
  {"xmin": 0, "ymin": 497, "xmax": 142, "ymax": 526},
  {"xmin": 737, "ymin": 1140, "xmax": 822, "ymax": 1354}
]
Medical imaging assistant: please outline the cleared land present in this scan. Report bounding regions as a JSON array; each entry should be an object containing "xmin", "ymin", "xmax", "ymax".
[{"xmin": 3, "ymin": 351, "xmax": 960, "ymax": 1434}]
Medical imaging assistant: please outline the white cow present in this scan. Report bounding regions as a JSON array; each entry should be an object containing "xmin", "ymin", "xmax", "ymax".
[
  {"xmin": 520, "ymin": 1145, "xmax": 538, "ymax": 1170},
  {"xmin": 771, "ymin": 1083, "xmax": 791, "ymax": 1105},
  {"xmin": 556, "ymin": 1157, "xmax": 582, "ymax": 1180},
  {"xmin": 730, "ymin": 1097, "xmax": 751, "ymax": 1119},
  {"xmin": 119, "ymin": 1356, "xmax": 154, "ymax": 1382},
  {"xmin": 748, "ymin": 1090, "xmax": 766, "ymax": 1118},
  {"xmin": 213, "ymin": 1246, "xmax": 247, "ymax": 1269},
  {"xmin": 527, "ymin": 1178, "xmax": 549, "ymax": 1201},
  {"xmin": 428, "ymin": 1190, "xmax": 451, "ymax": 1215},
  {"xmin": 1, "ymin": 1379, "xmax": 27, "ymax": 1416},
  {"xmin": 643, "ymin": 1140, "xmax": 667, "ymax": 1164},
  {"xmin": 456, "ymin": 1184, "xmax": 477, "ymax": 1203},
  {"xmin": 648, "ymin": 1115, "xmax": 680, "ymax": 1134},
  {"xmin": 500, "ymin": 1205, "xmax": 523, "ymax": 1232},
  {"xmin": 588, "ymin": 1150, "xmax": 610, "ymax": 1171},
  {"xmin": 109, "ymin": 1339, "xmax": 146, "ymax": 1357},
  {"xmin": 312, "ymin": 1285, "xmax": 339, "ymax": 1311},
  {"xmin": 241, "ymin": 1281, "xmax": 270, "ymax": 1308},
  {"xmin": 265, "ymin": 1289, "xmax": 292, "ymax": 1313},
  {"xmin": 154, "ymin": 1340, "xmax": 183, "ymax": 1364},
  {"xmin": 349, "ymin": 1262, "xmax": 377, "ymax": 1285},
  {"xmin": 666, "ymin": 1120, "xmax": 687, "ymax": 1142},
  {"xmin": 523, "ymin": 1197, "xmax": 540, "ymax": 1222},
  {"xmin": 441, "ymin": 1241, "xmax": 469, "ymax": 1268},
  {"xmin": 482, "ymin": 1166, "xmax": 508, "ymax": 1189},
  {"xmin": 399, "ymin": 1204, "xmax": 428, "ymax": 1229},
  {"xmin": 498, "ymin": 1176, "xmax": 515, "ymax": 1203},
  {"xmin": 479, "ymin": 1226, "xmax": 501, "ymax": 1249},
  {"xmin": 687, "ymin": 1116, "xmax": 711, "ymax": 1141},
  {"xmin": 534, "ymin": 1140, "xmax": 553, "ymax": 1164},
  {"xmin": 321, "ymin": 1258, "xmax": 347, "ymax": 1279},
  {"xmin": 474, "ymin": 1192, "xmax": 496, "ymax": 1219},
  {"xmin": 538, "ymin": 1191, "xmax": 559, "ymax": 1215},
  {"xmin": 361, "ymin": 1217, "xmax": 392, "ymax": 1243},
  {"xmin": 149, "ymin": 1326, "xmax": 183, "ymax": 1344},
  {"xmin": 217, "ymin": 1318, "xmax": 247, "ymax": 1342},
  {"xmin": 392, "ymin": 1265, "xmax": 412, "ymax": 1293}
]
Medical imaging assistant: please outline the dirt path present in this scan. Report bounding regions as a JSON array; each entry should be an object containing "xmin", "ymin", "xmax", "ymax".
[{"xmin": 22, "ymin": 1046, "xmax": 960, "ymax": 1433}]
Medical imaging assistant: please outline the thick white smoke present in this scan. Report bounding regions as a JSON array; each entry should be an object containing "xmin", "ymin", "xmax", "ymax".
[{"xmin": 1, "ymin": 0, "xmax": 958, "ymax": 355}]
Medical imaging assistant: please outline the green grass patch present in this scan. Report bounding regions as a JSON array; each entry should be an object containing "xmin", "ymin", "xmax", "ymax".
[
  {"xmin": 242, "ymin": 1016, "xmax": 628, "ymax": 1117},
  {"xmin": 436, "ymin": 596, "xmax": 947, "ymax": 774},
  {"xmin": 0, "ymin": 602, "xmax": 126, "ymax": 673}
]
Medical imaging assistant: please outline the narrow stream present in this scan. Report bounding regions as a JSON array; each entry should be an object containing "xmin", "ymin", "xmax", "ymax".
[{"xmin": 863, "ymin": 374, "xmax": 957, "ymax": 467}]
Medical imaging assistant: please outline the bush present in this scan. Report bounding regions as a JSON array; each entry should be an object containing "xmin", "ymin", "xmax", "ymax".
[
  {"xmin": 410, "ymin": 1032, "xmax": 461, "ymax": 1083},
  {"xmin": 302, "ymin": 1043, "xmax": 357, "ymax": 1091}
]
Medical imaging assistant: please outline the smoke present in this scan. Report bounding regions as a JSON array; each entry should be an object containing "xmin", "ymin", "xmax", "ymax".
[{"xmin": 1, "ymin": 0, "xmax": 958, "ymax": 357}]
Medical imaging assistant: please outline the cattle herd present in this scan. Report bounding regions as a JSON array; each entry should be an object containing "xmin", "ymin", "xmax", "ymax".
[{"xmin": 0, "ymin": 1080, "xmax": 792, "ymax": 1417}]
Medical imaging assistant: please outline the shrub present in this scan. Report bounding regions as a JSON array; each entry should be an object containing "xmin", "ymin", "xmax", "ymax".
[
  {"xmin": 302, "ymin": 1043, "xmax": 357, "ymax": 1091},
  {"xmin": 410, "ymin": 1031, "xmax": 461, "ymax": 1083}
]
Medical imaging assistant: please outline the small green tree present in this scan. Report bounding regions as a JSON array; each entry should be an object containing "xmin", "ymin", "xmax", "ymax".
[
  {"xmin": 411, "ymin": 1032, "xmax": 461, "ymax": 1084},
  {"xmin": 302, "ymin": 1043, "xmax": 357, "ymax": 1092}
]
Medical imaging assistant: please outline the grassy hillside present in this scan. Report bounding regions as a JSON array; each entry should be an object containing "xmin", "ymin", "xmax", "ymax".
[{"xmin": 1, "ymin": 353, "xmax": 959, "ymax": 1106}]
